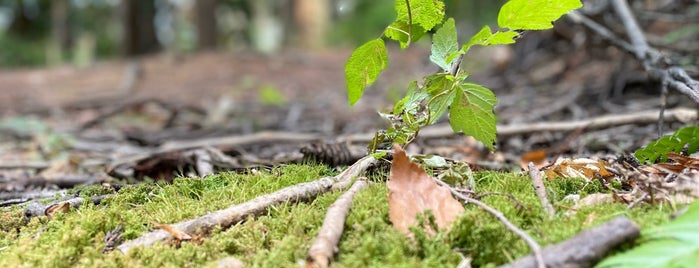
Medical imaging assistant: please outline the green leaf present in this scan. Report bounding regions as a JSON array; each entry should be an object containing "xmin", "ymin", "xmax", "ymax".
[
  {"xmin": 634, "ymin": 126, "xmax": 699, "ymax": 164},
  {"xmin": 449, "ymin": 83, "xmax": 497, "ymax": 150},
  {"xmin": 498, "ymin": 0, "xmax": 582, "ymax": 30},
  {"xmin": 461, "ymin": 26, "xmax": 518, "ymax": 53},
  {"xmin": 430, "ymin": 18, "xmax": 459, "ymax": 71},
  {"xmin": 345, "ymin": 38, "xmax": 389, "ymax": 105},
  {"xmin": 385, "ymin": 21, "xmax": 427, "ymax": 49},
  {"xmin": 394, "ymin": 81, "xmax": 428, "ymax": 115},
  {"xmin": 424, "ymin": 74, "xmax": 457, "ymax": 124},
  {"xmin": 596, "ymin": 200, "xmax": 699, "ymax": 268},
  {"xmin": 385, "ymin": 0, "xmax": 445, "ymax": 48}
]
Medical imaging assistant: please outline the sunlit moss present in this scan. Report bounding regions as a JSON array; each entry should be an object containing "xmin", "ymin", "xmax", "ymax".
[{"xmin": 0, "ymin": 165, "xmax": 676, "ymax": 267}]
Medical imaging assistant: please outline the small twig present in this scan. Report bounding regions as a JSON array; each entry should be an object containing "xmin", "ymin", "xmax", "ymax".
[
  {"xmin": 610, "ymin": 0, "xmax": 649, "ymax": 61},
  {"xmin": 528, "ymin": 162, "xmax": 555, "ymax": 219},
  {"xmin": 0, "ymin": 161, "xmax": 51, "ymax": 170},
  {"xmin": 306, "ymin": 178, "xmax": 369, "ymax": 268},
  {"xmin": 24, "ymin": 194, "xmax": 111, "ymax": 221},
  {"xmin": 434, "ymin": 178, "xmax": 545, "ymax": 268},
  {"xmin": 342, "ymin": 107, "xmax": 698, "ymax": 143}
]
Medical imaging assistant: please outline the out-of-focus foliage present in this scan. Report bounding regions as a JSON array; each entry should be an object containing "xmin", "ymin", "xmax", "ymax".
[{"xmin": 0, "ymin": 0, "xmax": 510, "ymax": 67}]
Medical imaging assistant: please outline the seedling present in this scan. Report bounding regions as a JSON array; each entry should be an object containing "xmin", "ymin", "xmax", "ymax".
[{"xmin": 344, "ymin": 0, "xmax": 582, "ymax": 152}]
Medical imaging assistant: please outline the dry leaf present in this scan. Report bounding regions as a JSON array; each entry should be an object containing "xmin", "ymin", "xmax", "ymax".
[
  {"xmin": 543, "ymin": 158, "xmax": 613, "ymax": 180},
  {"xmin": 153, "ymin": 223, "xmax": 192, "ymax": 241},
  {"xmin": 387, "ymin": 144, "xmax": 465, "ymax": 237},
  {"xmin": 45, "ymin": 201, "xmax": 71, "ymax": 218},
  {"xmin": 520, "ymin": 149, "xmax": 548, "ymax": 171}
]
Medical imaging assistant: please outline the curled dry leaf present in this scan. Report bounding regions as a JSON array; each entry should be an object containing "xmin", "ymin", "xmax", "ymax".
[
  {"xmin": 543, "ymin": 158, "xmax": 613, "ymax": 180},
  {"xmin": 153, "ymin": 223, "xmax": 192, "ymax": 241},
  {"xmin": 45, "ymin": 201, "xmax": 71, "ymax": 219},
  {"xmin": 520, "ymin": 149, "xmax": 549, "ymax": 171},
  {"xmin": 388, "ymin": 144, "xmax": 465, "ymax": 236}
]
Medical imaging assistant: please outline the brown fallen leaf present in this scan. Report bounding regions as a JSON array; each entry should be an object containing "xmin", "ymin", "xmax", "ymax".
[
  {"xmin": 153, "ymin": 223, "xmax": 192, "ymax": 241},
  {"xmin": 45, "ymin": 201, "xmax": 71, "ymax": 219},
  {"xmin": 388, "ymin": 144, "xmax": 465, "ymax": 237},
  {"xmin": 520, "ymin": 149, "xmax": 549, "ymax": 171},
  {"xmin": 543, "ymin": 158, "xmax": 613, "ymax": 180}
]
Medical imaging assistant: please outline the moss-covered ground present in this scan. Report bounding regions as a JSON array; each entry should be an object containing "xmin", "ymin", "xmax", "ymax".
[{"xmin": 0, "ymin": 164, "xmax": 675, "ymax": 267}]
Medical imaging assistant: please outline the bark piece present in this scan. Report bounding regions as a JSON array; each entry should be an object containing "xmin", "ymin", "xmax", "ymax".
[{"xmin": 499, "ymin": 216, "xmax": 640, "ymax": 268}]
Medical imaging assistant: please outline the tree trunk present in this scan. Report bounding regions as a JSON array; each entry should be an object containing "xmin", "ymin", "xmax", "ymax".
[
  {"xmin": 294, "ymin": 0, "xmax": 329, "ymax": 49},
  {"xmin": 121, "ymin": 0, "xmax": 161, "ymax": 56},
  {"xmin": 195, "ymin": 0, "xmax": 218, "ymax": 50}
]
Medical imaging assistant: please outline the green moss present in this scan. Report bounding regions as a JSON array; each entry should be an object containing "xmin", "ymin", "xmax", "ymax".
[{"xmin": 0, "ymin": 165, "xmax": 677, "ymax": 267}]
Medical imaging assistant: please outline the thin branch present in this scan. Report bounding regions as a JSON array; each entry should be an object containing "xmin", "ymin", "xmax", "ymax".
[
  {"xmin": 610, "ymin": 0, "xmax": 649, "ymax": 61},
  {"xmin": 434, "ymin": 178, "xmax": 545, "ymax": 268},
  {"xmin": 343, "ymin": 107, "xmax": 698, "ymax": 143},
  {"xmin": 528, "ymin": 162, "xmax": 555, "ymax": 219},
  {"xmin": 306, "ymin": 178, "xmax": 369, "ymax": 268}
]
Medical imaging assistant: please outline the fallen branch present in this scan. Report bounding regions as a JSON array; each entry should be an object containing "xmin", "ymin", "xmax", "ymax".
[
  {"xmin": 344, "ymin": 107, "xmax": 697, "ymax": 143},
  {"xmin": 0, "ymin": 161, "xmax": 51, "ymax": 170},
  {"xmin": 528, "ymin": 162, "xmax": 555, "ymax": 219},
  {"xmin": 500, "ymin": 216, "xmax": 640, "ymax": 268},
  {"xmin": 24, "ymin": 194, "xmax": 111, "ymax": 221},
  {"xmin": 117, "ymin": 155, "xmax": 377, "ymax": 254},
  {"xmin": 568, "ymin": 4, "xmax": 699, "ymax": 106},
  {"xmin": 434, "ymin": 178, "xmax": 545, "ymax": 268},
  {"xmin": 306, "ymin": 178, "xmax": 369, "ymax": 268}
]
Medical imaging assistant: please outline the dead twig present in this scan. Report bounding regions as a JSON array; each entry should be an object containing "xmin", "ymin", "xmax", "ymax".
[
  {"xmin": 117, "ymin": 155, "xmax": 377, "ymax": 254},
  {"xmin": 344, "ymin": 107, "xmax": 697, "ymax": 143},
  {"xmin": 528, "ymin": 162, "xmax": 555, "ymax": 219},
  {"xmin": 24, "ymin": 194, "xmax": 111, "ymax": 221},
  {"xmin": 500, "ymin": 216, "xmax": 640, "ymax": 268},
  {"xmin": 434, "ymin": 178, "xmax": 545, "ymax": 268},
  {"xmin": 306, "ymin": 178, "xmax": 369, "ymax": 268}
]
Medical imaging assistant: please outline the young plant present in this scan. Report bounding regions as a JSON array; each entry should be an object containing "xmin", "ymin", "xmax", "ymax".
[
  {"xmin": 635, "ymin": 125, "xmax": 699, "ymax": 164},
  {"xmin": 345, "ymin": 0, "xmax": 582, "ymax": 152}
]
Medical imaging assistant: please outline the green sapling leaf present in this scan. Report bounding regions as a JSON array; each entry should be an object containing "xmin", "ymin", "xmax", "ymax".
[
  {"xmin": 430, "ymin": 18, "xmax": 459, "ymax": 71},
  {"xmin": 385, "ymin": 22, "xmax": 427, "ymax": 49},
  {"xmin": 424, "ymin": 74, "xmax": 457, "ymax": 124},
  {"xmin": 345, "ymin": 38, "xmax": 389, "ymax": 105},
  {"xmin": 461, "ymin": 26, "xmax": 518, "ymax": 53},
  {"xmin": 498, "ymin": 0, "xmax": 582, "ymax": 30},
  {"xmin": 385, "ymin": 0, "xmax": 446, "ymax": 48},
  {"xmin": 449, "ymin": 83, "xmax": 497, "ymax": 150},
  {"xmin": 393, "ymin": 81, "xmax": 428, "ymax": 115}
]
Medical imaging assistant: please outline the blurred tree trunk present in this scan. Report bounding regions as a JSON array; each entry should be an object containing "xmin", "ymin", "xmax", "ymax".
[
  {"xmin": 9, "ymin": 0, "xmax": 31, "ymax": 35},
  {"xmin": 294, "ymin": 0, "xmax": 329, "ymax": 49},
  {"xmin": 121, "ymin": 0, "xmax": 160, "ymax": 56},
  {"xmin": 50, "ymin": 0, "xmax": 71, "ymax": 63},
  {"xmin": 195, "ymin": 0, "xmax": 218, "ymax": 50}
]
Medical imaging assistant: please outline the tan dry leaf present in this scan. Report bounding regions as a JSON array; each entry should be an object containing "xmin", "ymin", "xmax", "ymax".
[
  {"xmin": 45, "ymin": 201, "xmax": 71, "ymax": 219},
  {"xmin": 153, "ymin": 223, "xmax": 192, "ymax": 241},
  {"xmin": 543, "ymin": 158, "xmax": 613, "ymax": 180},
  {"xmin": 387, "ymin": 144, "xmax": 465, "ymax": 237},
  {"xmin": 519, "ymin": 149, "xmax": 549, "ymax": 171}
]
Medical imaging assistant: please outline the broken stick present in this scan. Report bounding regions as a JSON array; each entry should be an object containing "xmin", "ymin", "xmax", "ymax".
[
  {"xmin": 117, "ymin": 155, "xmax": 377, "ymax": 254},
  {"xmin": 528, "ymin": 162, "xmax": 555, "ymax": 219},
  {"xmin": 307, "ymin": 178, "xmax": 369, "ymax": 268},
  {"xmin": 500, "ymin": 216, "xmax": 640, "ymax": 268}
]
